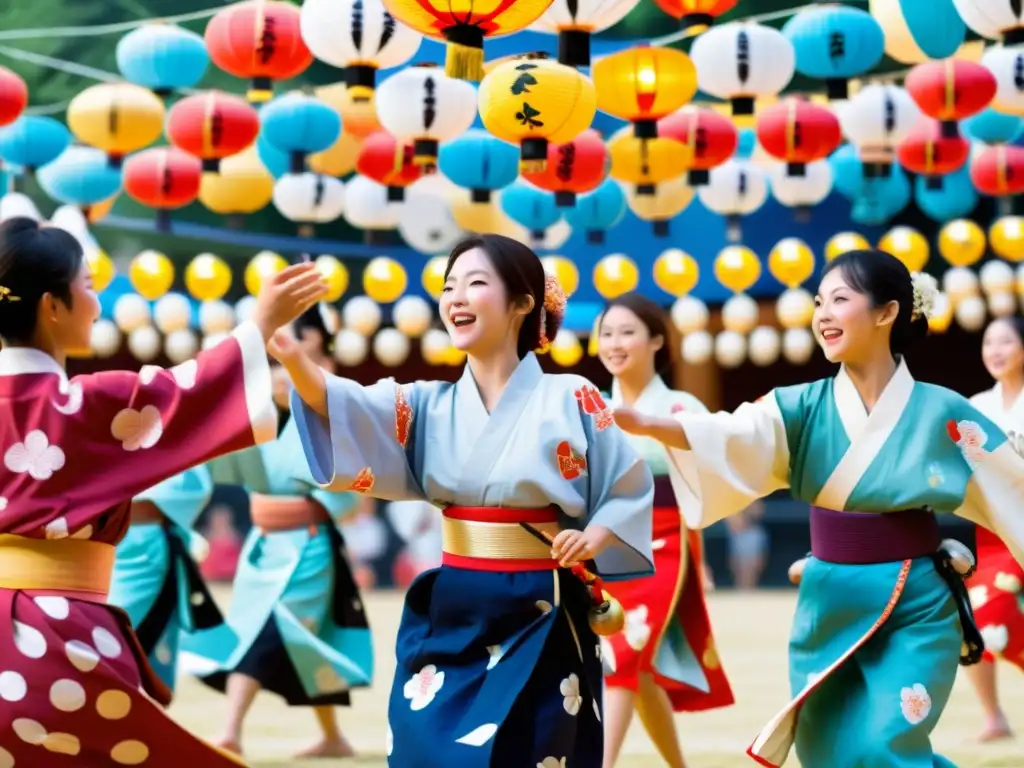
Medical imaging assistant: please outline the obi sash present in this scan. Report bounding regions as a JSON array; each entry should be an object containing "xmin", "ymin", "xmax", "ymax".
[
  {"xmin": 0, "ymin": 533, "xmax": 114, "ymax": 600},
  {"xmin": 441, "ymin": 506, "xmax": 561, "ymax": 572},
  {"xmin": 652, "ymin": 476, "xmax": 677, "ymax": 510},
  {"xmin": 251, "ymin": 494, "xmax": 331, "ymax": 532}
]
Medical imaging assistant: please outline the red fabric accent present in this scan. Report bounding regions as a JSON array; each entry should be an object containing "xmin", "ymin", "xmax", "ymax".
[
  {"xmin": 442, "ymin": 506, "xmax": 558, "ymax": 524},
  {"xmin": 441, "ymin": 552, "xmax": 558, "ymax": 572},
  {"xmin": 967, "ymin": 528, "xmax": 1024, "ymax": 671},
  {"xmin": 745, "ymin": 745, "xmax": 781, "ymax": 768}
]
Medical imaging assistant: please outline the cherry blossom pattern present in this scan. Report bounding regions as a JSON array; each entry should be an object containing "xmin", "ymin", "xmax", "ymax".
[
  {"xmin": 670, "ymin": 402, "xmax": 686, "ymax": 414},
  {"xmin": 139, "ymin": 363, "xmax": 197, "ymax": 389},
  {"xmin": 946, "ymin": 420, "xmax": 988, "ymax": 469},
  {"xmin": 994, "ymin": 572, "xmax": 1022, "ymax": 593},
  {"xmin": 395, "ymin": 383, "xmax": 413, "ymax": 448},
  {"xmin": 538, "ymin": 756, "xmax": 567, "ymax": 768},
  {"xmin": 574, "ymin": 385, "xmax": 613, "ymax": 431},
  {"xmin": 560, "ymin": 673, "xmax": 582, "ymax": 716},
  {"xmin": 4, "ymin": 430, "xmax": 66, "ymax": 480},
  {"xmin": 53, "ymin": 379, "xmax": 83, "ymax": 415},
  {"xmin": 110, "ymin": 405, "xmax": 163, "ymax": 451},
  {"xmin": 404, "ymin": 664, "xmax": 444, "ymax": 711},
  {"xmin": 980, "ymin": 624, "xmax": 1009, "ymax": 654},
  {"xmin": 968, "ymin": 585, "xmax": 989, "ymax": 609},
  {"xmin": 455, "ymin": 723, "xmax": 499, "ymax": 747},
  {"xmin": 13, "ymin": 717, "xmax": 82, "ymax": 756},
  {"xmin": 0, "ymin": 497, "xmax": 7, "ymax": 512},
  {"xmin": 624, "ymin": 604, "xmax": 651, "ymax": 651},
  {"xmin": 555, "ymin": 441, "xmax": 587, "ymax": 480},
  {"xmin": 899, "ymin": 683, "xmax": 932, "ymax": 725},
  {"xmin": 348, "ymin": 467, "xmax": 376, "ymax": 493}
]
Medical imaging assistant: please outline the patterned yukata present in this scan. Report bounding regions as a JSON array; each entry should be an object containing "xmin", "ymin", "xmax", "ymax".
[{"xmin": 290, "ymin": 352, "xmax": 655, "ymax": 768}]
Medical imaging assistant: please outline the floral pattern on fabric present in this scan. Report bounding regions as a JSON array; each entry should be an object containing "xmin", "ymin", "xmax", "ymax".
[
  {"xmin": 4, "ymin": 431, "xmax": 65, "ymax": 480},
  {"xmin": 348, "ymin": 467, "xmax": 375, "ymax": 493},
  {"xmin": 899, "ymin": 683, "xmax": 931, "ymax": 725},
  {"xmin": 110, "ymin": 406, "xmax": 163, "ymax": 452},
  {"xmin": 395, "ymin": 384, "xmax": 413, "ymax": 448},
  {"xmin": 404, "ymin": 665, "xmax": 444, "ymax": 711},
  {"xmin": 555, "ymin": 441, "xmax": 587, "ymax": 480},
  {"xmin": 574, "ymin": 385, "xmax": 613, "ymax": 431},
  {"xmin": 946, "ymin": 420, "xmax": 988, "ymax": 469},
  {"xmin": 560, "ymin": 674, "xmax": 582, "ymax": 716}
]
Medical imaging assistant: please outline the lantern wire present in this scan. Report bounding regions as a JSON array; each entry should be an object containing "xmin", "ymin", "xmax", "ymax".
[{"xmin": 0, "ymin": 7, "xmax": 221, "ymax": 41}]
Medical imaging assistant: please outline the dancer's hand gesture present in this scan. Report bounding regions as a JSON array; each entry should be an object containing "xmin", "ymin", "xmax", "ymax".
[
  {"xmin": 551, "ymin": 525, "xmax": 613, "ymax": 568},
  {"xmin": 252, "ymin": 263, "xmax": 327, "ymax": 343},
  {"xmin": 612, "ymin": 407, "xmax": 651, "ymax": 436}
]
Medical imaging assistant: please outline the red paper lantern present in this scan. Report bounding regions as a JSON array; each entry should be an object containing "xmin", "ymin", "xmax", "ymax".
[
  {"xmin": 896, "ymin": 118, "xmax": 970, "ymax": 190},
  {"xmin": 658, "ymin": 107, "xmax": 738, "ymax": 186},
  {"xmin": 970, "ymin": 145, "xmax": 1024, "ymax": 199},
  {"xmin": 166, "ymin": 91, "xmax": 261, "ymax": 173},
  {"xmin": 755, "ymin": 98, "xmax": 842, "ymax": 177},
  {"xmin": 204, "ymin": 0, "xmax": 313, "ymax": 103},
  {"xmin": 904, "ymin": 60, "xmax": 996, "ymax": 139},
  {"xmin": 356, "ymin": 131, "xmax": 424, "ymax": 202},
  {"xmin": 0, "ymin": 66, "xmax": 28, "ymax": 127},
  {"xmin": 521, "ymin": 129, "xmax": 607, "ymax": 207},
  {"xmin": 652, "ymin": 0, "xmax": 739, "ymax": 35},
  {"xmin": 123, "ymin": 147, "xmax": 203, "ymax": 230}
]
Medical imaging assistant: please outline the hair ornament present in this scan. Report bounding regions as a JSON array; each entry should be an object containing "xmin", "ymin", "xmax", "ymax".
[
  {"xmin": 0, "ymin": 286, "xmax": 20, "ymax": 302},
  {"xmin": 909, "ymin": 271, "xmax": 938, "ymax": 321},
  {"xmin": 537, "ymin": 272, "xmax": 567, "ymax": 352}
]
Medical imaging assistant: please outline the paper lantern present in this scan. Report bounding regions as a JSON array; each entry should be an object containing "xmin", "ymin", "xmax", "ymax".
[
  {"xmin": 541, "ymin": 255, "xmax": 579, "ymax": 297},
  {"xmin": 980, "ymin": 260, "xmax": 1015, "ymax": 294},
  {"xmin": 657, "ymin": 107, "xmax": 738, "ymax": 186},
  {"xmin": 939, "ymin": 219, "xmax": 987, "ymax": 268},
  {"xmin": 653, "ymin": 249, "xmax": 699, "ymax": 297},
  {"xmin": 681, "ymin": 330, "xmax": 713, "ymax": 365},
  {"xmin": 768, "ymin": 238, "xmax": 815, "ymax": 288},
  {"xmin": 990, "ymin": 215, "xmax": 1024, "ymax": 262},
  {"xmin": 397, "ymin": 175, "xmax": 467, "ymax": 254},
  {"xmin": 962, "ymin": 108, "xmax": 1024, "ymax": 145},
  {"xmin": 344, "ymin": 175, "xmax": 402, "ymax": 242},
  {"xmin": 593, "ymin": 255, "xmax": 639, "ymax": 299},
  {"xmin": 244, "ymin": 251, "xmax": 289, "ymax": 296},
  {"xmin": 154, "ymin": 293, "xmax": 193, "ymax": 334},
  {"xmin": 652, "ymin": 0, "xmax": 738, "ymax": 35},
  {"xmin": 714, "ymin": 331, "xmax": 747, "ymax": 368},
  {"xmin": 378, "ymin": 0, "xmax": 553, "ymax": 81},
  {"xmin": 722, "ymin": 294, "xmax": 759, "ymax": 334},
  {"xmin": 697, "ymin": 159, "xmax": 769, "ymax": 241},
  {"xmin": 165, "ymin": 329, "xmax": 198, "ymax": 364},
  {"xmin": 316, "ymin": 82, "xmax": 383, "ymax": 136},
  {"xmin": 689, "ymin": 22, "xmax": 796, "ymax": 122},
  {"xmin": 393, "ymin": 295, "xmax": 433, "ymax": 337},
  {"xmin": 714, "ymin": 245, "xmax": 761, "ymax": 293},
  {"xmin": 67, "ymin": 83, "xmax": 165, "ymax": 168},
  {"xmin": 625, "ymin": 176, "xmax": 694, "ymax": 237},
  {"xmin": 896, "ymin": 118, "xmax": 970, "ymax": 189},
  {"xmin": 926, "ymin": 291, "xmax": 954, "ymax": 333},
  {"xmin": 768, "ymin": 160, "xmax": 834, "ymax": 218},
  {"xmin": 870, "ymin": 0, "xmax": 967, "ymax": 65},
  {"xmin": 341, "ymin": 296, "xmax": 383, "ymax": 337},
  {"xmin": 315, "ymin": 255, "xmax": 349, "ymax": 303},
  {"xmin": 838, "ymin": 84, "xmax": 922, "ymax": 176},
  {"xmin": 129, "ymin": 250, "xmax": 175, "ymax": 301},
  {"xmin": 748, "ymin": 325, "xmax": 781, "ymax": 366},
  {"xmin": 420, "ymin": 328, "xmax": 451, "ymax": 364},
  {"xmin": 334, "ymin": 328, "xmax": 370, "ymax": 365},
  {"xmin": 905, "ymin": 60, "xmax": 997, "ymax": 138},
  {"xmin": 308, "ymin": 131, "xmax": 363, "ymax": 178},
  {"xmin": 521, "ymin": 129, "xmax": 606, "ymax": 206},
  {"xmin": 563, "ymin": 178, "xmax": 627, "ymax": 244},
  {"xmin": 373, "ymin": 328, "xmax": 411, "ymax": 366},
  {"xmin": 776, "ymin": 288, "xmax": 815, "ymax": 329},
  {"xmin": 756, "ymin": 99, "xmax": 842, "ymax": 176},
  {"xmin": 478, "ymin": 55, "xmax": 597, "ymax": 171},
  {"xmin": 166, "ymin": 91, "xmax": 261, "ymax": 172},
  {"xmin": 878, "ymin": 226, "xmax": 929, "ymax": 272},
  {"xmin": 199, "ymin": 145, "xmax": 275, "ymax": 220},
  {"xmin": 422, "ymin": 256, "xmax": 447, "ymax": 300},
  {"xmin": 981, "ymin": 46, "xmax": 1024, "ymax": 117},
  {"xmin": 672, "ymin": 296, "xmax": 709, "ymax": 333},
  {"xmin": 300, "ymin": 0, "xmax": 422, "ymax": 91},
  {"xmin": 185, "ymin": 253, "xmax": 232, "ymax": 302},
  {"xmin": 500, "ymin": 181, "xmax": 561, "ymax": 239},
  {"xmin": 944, "ymin": 266, "xmax": 980, "ymax": 301},
  {"xmin": 128, "ymin": 326, "xmax": 162, "ymax": 363},
  {"xmin": 0, "ymin": 66, "xmax": 28, "ymax": 127},
  {"xmin": 782, "ymin": 328, "xmax": 815, "ymax": 364},
  {"xmin": 272, "ymin": 173, "xmax": 347, "ymax": 230},
  {"xmin": 825, "ymin": 232, "xmax": 870, "ymax": 261},
  {"xmin": 204, "ymin": 0, "xmax": 313, "ymax": 102},
  {"xmin": 0, "ymin": 116, "xmax": 70, "ymax": 172},
  {"xmin": 363, "ymin": 257, "xmax": 408, "ymax": 304},
  {"xmin": 113, "ymin": 294, "xmax": 151, "ymax": 333},
  {"xmin": 356, "ymin": 131, "xmax": 423, "ymax": 202},
  {"xmin": 971, "ymin": 145, "xmax": 1024, "ymax": 200},
  {"xmin": 122, "ymin": 147, "xmax": 203, "ymax": 230},
  {"xmin": 782, "ymin": 5, "xmax": 885, "ymax": 101},
  {"xmin": 87, "ymin": 248, "xmax": 116, "ymax": 294},
  {"xmin": 261, "ymin": 93, "xmax": 343, "ymax": 173},
  {"xmin": 438, "ymin": 129, "xmax": 520, "ymax": 202},
  {"xmin": 116, "ymin": 23, "xmax": 209, "ymax": 95},
  {"xmin": 951, "ymin": 0, "xmax": 1024, "ymax": 43},
  {"xmin": 531, "ymin": 0, "xmax": 639, "ymax": 67},
  {"xmin": 591, "ymin": 47, "xmax": 698, "ymax": 137},
  {"xmin": 607, "ymin": 131, "xmax": 691, "ymax": 192},
  {"xmin": 36, "ymin": 146, "xmax": 122, "ymax": 210},
  {"xmin": 955, "ymin": 294, "xmax": 988, "ymax": 331},
  {"xmin": 90, "ymin": 319, "xmax": 122, "ymax": 358}
]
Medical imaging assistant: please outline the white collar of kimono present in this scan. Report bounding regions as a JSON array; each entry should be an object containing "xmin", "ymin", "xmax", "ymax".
[
  {"xmin": 0, "ymin": 346, "xmax": 68, "ymax": 383},
  {"xmin": 831, "ymin": 355, "xmax": 915, "ymax": 443},
  {"xmin": 610, "ymin": 373, "xmax": 669, "ymax": 409},
  {"xmin": 992, "ymin": 383, "xmax": 1024, "ymax": 418}
]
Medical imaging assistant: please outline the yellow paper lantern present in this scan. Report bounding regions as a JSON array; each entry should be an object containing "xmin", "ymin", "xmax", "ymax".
[
  {"xmin": 67, "ymin": 83, "xmax": 165, "ymax": 165},
  {"xmin": 363, "ymin": 256, "xmax": 408, "ymax": 304},
  {"xmin": 450, "ymin": 194, "xmax": 521, "ymax": 236},
  {"xmin": 938, "ymin": 219, "xmax": 986, "ymax": 268},
  {"xmin": 309, "ymin": 131, "xmax": 363, "ymax": 177},
  {"xmin": 927, "ymin": 292, "xmax": 954, "ymax": 334},
  {"xmin": 316, "ymin": 83, "xmax": 382, "ymax": 138},
  {"xmin": 825, "ymin": 232, "xmax": 870, "ymax": 261},
  {"xmin": 86, "ymin": 194, "xmax": 119, "ymax": 224},
  {"xmin": 608, "ymin": 131, "xmax": 691, "ymax": 190},
  {"xmin": 444, "ymin": 345, "xmax": 467, "ymax": 366},
  {"xmin": 199, "ymin": 146, "xmax": 274, "ymax": 216},
  {"xmin": 625, "ymin": 176, "xmax": 694, "ymax": 236},
  {"xmin": 549, "ymin": 331, "xmax": 584, "ymax": 367},
  {"xmin": 315, "ymin": 255, "xmax": 349, "ymax": 302},
  {"xmin": 592, "ymin": 47, "xmax": 698, "ymax": 136},
  {"xmin": 245, "ymin": 251, "xmax": 289, "ymax": 296},
  {"xmin": 185, "ymin": 253, "xmax": 233, "ymax": 302},
  {"xmin": 768, "ymin": 238, "xmax": 815, "ymax": 289},
  {"xmin": 422, "ymin": 256, "xmax": 447, "ymax": 300},
  {"xmin": 479, "ymin": 56, "xmax": 597, "ymax": 172},
  {"xmin": 87, "ymin": 248, "xmax": 116, "ymax": 293},
  {"xmin": 129, "ymin": 250, "xmax": 175, "ymax": 301},
  {"xmin": 878, "ymin": 226, "xmax": 930, "ymax": 273},
  {"xmin": 989, "ymin": 216, "xmax": 1024, "ymax": 263},
  {"xmin": 653, "ymin": 248, "xmax": 699, "ymax": 297},
  {"xmin": 593, "ymin": 254, "xmax": 640, "ymax": 299},
  {"xmin": 714, "ymin": 245, "xmax": 761, "ymax": 293},
  {"xmin": 541, "ymin": 256, "xmax": 579, "ymax": 297}
]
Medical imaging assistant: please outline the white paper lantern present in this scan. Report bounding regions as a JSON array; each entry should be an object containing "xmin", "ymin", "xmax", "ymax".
[
  {"xmin": 421, "ymin": 328, "xmax": 452, "ymax": 365},
  {"xmin": 681, "ymin": 330, "xmax": 714, "ymax": 365},
  {"xmin": 90, "ymin": 318, "xmax": 121, "ymax": 358},
  {"xmin": 342, "ymin": 295, "xmax": 383, "ymax": 336},
  {"xmin": 333, "ymin": 329, "xmax": 369, "ymax": 366},
  {"xmin": 49, "ymin": 204, "xmax": 90, "ymax": 237},
  {"xmin": 531, "ymin": 0, "xmax": 639, "ymax": 39},
  {"xmin": 768, "ymin": 160, "xmax": 833, "ymax": 214},
  {"xmin": 164, "ymin": 329, "xmax": 198, "ymax": 364},
  {"xmin": 697, "ymin": 160, "xmax": 769, "ymax": 241},
  {"xmin": 0, "ymin": 192, "xmax": 43, "ymax": 223},
  {"xmin": 234, "ymin": 295, "xmax": 258, "ymax": 326},
  {"xmin": 345, "ymin": 175, "xmax": 401, "ymax": 232},
  {"xmin": 515, "ymin": 218, "xmax": 573, "ymax": 251},
  {"xmin": 722, "ymin": 294, "xmax": 759, "ymax": 334},
  {"xmin": 980, "ymin": 260, "xmax": 1016, "ymax": 294},
  {"xmin": 392, "ymin": 295, "xmax": 433, "ymax": 337},
  {"xmin": 153, "ymin": 292, "xmax": 192, "ymax": 334},
  {"xmin": 202, "ymin": 332, "xmax": 229, "ymax": 351},
  {"xmin": 272, "ymin": 173, "xmax": 346, "ymax": 224},
  {"xmin": 956, "ymin": 295, "xmax": 988, "ymax": 330},
  {"xmin": 398, "ymin": 175, "xmax": 467, "ymax": 254},
  {"xmin": 300, "ymin": 0, "xmax": 422, "ymax": 75},
  {"xmin": 373, "ymin": 328, "xmax": 411, "ymax": 367},
  {"xmin": 199, "ymin": 300, "xmax": 236, "ymax": 334},
  {"xmin": 782, "ymin": 327, "xmax": 815, "ymax": 364},
  {"xmin": 982, "ymin": 46, "xmax": 1024, "ymax": 116},
  {"xmin": 714, "ymin": 330, "xmax": 747, "ymax": 368},
  {"xmin": 127, "ymin": 326, "xmax": 161, "ymax": 362},
  {"xmin": 748, "ymin": 326, "xmax": 781, "ymax": 366},
  {"xmin": 952, "ymin": 0, "xmax": 1024, "ymax": 42},
  {"xmin": 690, "ymin": 22, "xmax": 795, "ymax": 118},
  {"xmin": 776, "ymin": 287, "xmax": 815, "ymax": 329},
  {"xmin": 671, "ymin": 296, "xmax": 710, "ymax": 334},
  {"xmin": 837, "ymin": 84, "xmax": 921, "ymax": 167},
  {"xmin": 988, "ymin": 290, "xmax": 1017, "ymax": 316},
  {"xmin": 943, "ymin": 266, "xmax": 981, "ymax": 302},
  {"xmin": 113, "ymin": 294, "xmax": 152, "ymax": 333}
]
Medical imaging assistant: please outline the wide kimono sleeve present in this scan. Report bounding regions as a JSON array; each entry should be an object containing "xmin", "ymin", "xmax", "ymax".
[
  {"xmin": 664, "ymin": 392, "xmax": 791, "ymax": 529},
  {"xmin": 134, "ymin": 465, "xmax": 215, "ymax": 531},
  {"xmin": 311, "ymin": 488, "xmax": 360, "ymax": 521},
  {"xmin": 290, "ymin": 374, "xmax": 427, "ymax": 501}
]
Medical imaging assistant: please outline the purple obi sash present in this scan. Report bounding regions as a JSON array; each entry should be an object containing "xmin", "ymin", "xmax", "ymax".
[
  {"xmin": 809, "ymin": 506, "xmax": 941, "ymax": 564},
  {"xmin": 653, "ymin": 476, "xmax": 677, "ymax": 508}
]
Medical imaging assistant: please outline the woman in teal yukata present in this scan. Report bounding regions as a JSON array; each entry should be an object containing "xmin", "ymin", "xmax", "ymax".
[
  {"xmin": 614, "ymin": 249, "xmax": 1024, "ymax": 768},
  {"xmin": 184, "ymin": 306, "xmax": 372, "ymax": 759},
  {"xmin": 110, "ymin": 466, "xmax": 238, "ymax": 695}
]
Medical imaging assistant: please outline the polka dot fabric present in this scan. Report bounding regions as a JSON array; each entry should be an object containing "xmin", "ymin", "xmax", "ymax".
[{"xmin": 0, "ymin": 592, "xmax": 245, "ymax": 766}]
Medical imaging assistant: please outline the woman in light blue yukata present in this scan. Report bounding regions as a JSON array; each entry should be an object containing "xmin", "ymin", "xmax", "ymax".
[
  {"xmin": 109, "ymin": 465, "xmax": 237, "ymax": 695},
  {"xmin": 273, "ymin": 234, "xmax": 656, "ymax": 768},
  {"xmin": 182, "ymin": 306, "xmax": 372, "ymax": 760},
  {"xmin": 615, "ymin": 249, "xmax": 1024, "ymax": 768}
]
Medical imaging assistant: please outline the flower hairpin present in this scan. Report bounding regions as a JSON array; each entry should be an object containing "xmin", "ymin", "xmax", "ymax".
[
  {"xmin": 910, "ymin": 272, "xmax": 938, "ymax": 321},
  {"xmin": 0, "ymin": 286, "xmax": 20, "ymax": 302}
]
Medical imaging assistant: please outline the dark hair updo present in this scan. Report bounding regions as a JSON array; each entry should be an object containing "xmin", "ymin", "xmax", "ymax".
[
  {"xmin": 820, "ymin": 249, "xmax": 929, "ymax": 356},
  {"xmin": 0, "ymin": 217, "xmax": 85, "ymax": 345},
  {"xmin": 599, "ymin": 291, "xmax": 675, "ymax": 373},
  {"xmin": 294, "ymin": 303, "xmax": 334, "ymax": 358},
  {"xmin": 445, "ymin": 234, "xmax": 564, "ymax": 359},
  {"xmin": 987, "ymin": 316, "xmax": 1024, "ymax": 347}
]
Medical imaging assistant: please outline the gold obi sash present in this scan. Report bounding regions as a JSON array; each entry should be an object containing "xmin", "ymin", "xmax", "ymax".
[
  {"xmin": 441, "ymin": 506, "xmax": 561, "ymax": 571},
  {"xmin": 0, "ymin": 534, "xmax": 114, "ymax": 600}
]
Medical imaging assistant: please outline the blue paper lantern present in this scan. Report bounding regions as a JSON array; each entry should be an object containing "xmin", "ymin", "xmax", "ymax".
[
  {"xmin": 915, "ymin": 165, "xmax": 977, "ymax": 222},
  {"xmin": 879, "ymin": 0, "xmax": 966, "ymax": 64},
  {"xmin": 438, "ymin": 130, "xmax": 519, "ymax": 203},
  {"xmin": 829, "ymin": 144, "xmax": 865, "ymax": 199},
  {"xmin": 256, "ymin": 136, "xmax": 290, "ymax": 179},
  {"xmin": 783, "ymin": 6, "xmax": 885, "ymax": 100},
  {"xmin": 564, "ymin": 179, "xmax": 627, "ymax": 244},
  {"xmin": 735, "ymin": 129, "xmax": 758, "ymax": 159},
  {"xmin": 962, "ymin": 109, "xmax": 1024, "ymax": 146},
  {"xmin": 260, "ymin": 94, "xmax": 342, "ymax": 172},
  {"xmin": 500, "ymin": 181, "xmax": 561, "ymax": 238},
  {"xmin": 37, "ymin": 146, "xmax": 122, "ymax": 207},
  {"xmin": 115, "ymin": 24, "xmax": 209, "ymax": 94},
  {"xmin": 0, "ymin": 116, "xmax": 71, "ymax": 171},
  {"xmin": 850, "ymin": 169, "xmax": 910, "ymax": 226}
]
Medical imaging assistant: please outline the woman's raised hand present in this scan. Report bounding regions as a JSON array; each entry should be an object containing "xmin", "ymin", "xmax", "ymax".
[{"xmin": 252, "ymin": 263, "xmax": 328, "ymax": 343}]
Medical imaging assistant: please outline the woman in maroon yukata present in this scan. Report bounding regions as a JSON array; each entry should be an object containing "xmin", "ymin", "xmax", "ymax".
[{"xmin": 0, "ymin": 217, "xmax": 326, "ymax": 766}]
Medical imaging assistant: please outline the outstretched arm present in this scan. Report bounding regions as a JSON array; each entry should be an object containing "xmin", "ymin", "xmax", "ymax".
[
  {"xmin": 613, "ymin": 408, "xmax": 691, "ymax": 450},
  {"xmin": 270, "ymin": 330, "xmax": 328, "ymax": 418}
]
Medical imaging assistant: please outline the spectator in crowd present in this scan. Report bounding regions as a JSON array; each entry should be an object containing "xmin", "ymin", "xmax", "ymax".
[
  {"xmin": 200, "ymin": 505, "xmax": 244, "ymax": 583},
  {"xmin": 726, "ymin": 500, "xmax": 768, "ymax": 589},
  {"xmin": 338, "ymin": 495, "xmax": 388, "ymax": 590},
  {"xmin": 387, "ymin": 500, "xmax": 443, "ymax": 587}
]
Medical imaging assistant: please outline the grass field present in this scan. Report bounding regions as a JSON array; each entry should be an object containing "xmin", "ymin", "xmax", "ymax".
[{"xmin": 168, "ymin": 587, "xmax": 1023, "ymax": 767}]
